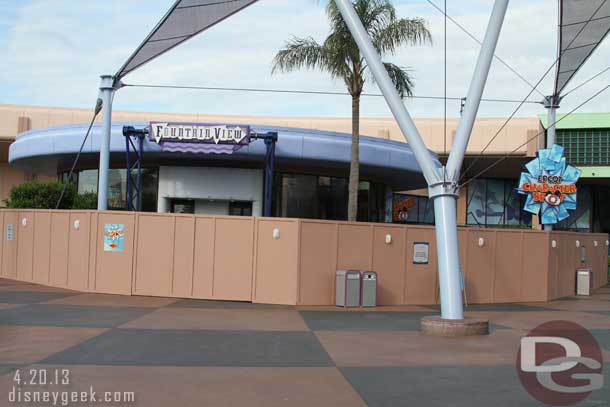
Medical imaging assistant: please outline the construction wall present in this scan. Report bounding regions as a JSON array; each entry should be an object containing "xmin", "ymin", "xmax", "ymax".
[{"xmin": 0, "ymin": 210, "xmax": 607, "ymax": 305}]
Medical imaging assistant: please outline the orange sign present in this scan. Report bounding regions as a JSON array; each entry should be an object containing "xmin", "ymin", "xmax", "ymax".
[{"xmin": 520, "ymin": 182, "xmax": 577, "ymax": 206}]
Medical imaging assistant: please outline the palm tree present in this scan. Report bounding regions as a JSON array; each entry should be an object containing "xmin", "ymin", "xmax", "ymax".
[{"xmin": 272, "ymin": 0, "xmax": 431, "ymax": 221}]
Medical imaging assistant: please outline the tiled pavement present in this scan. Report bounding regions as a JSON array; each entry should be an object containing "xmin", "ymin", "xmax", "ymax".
[{"xmin": 0, "ymin": 279, "xmax": 608, "ymax": 406}]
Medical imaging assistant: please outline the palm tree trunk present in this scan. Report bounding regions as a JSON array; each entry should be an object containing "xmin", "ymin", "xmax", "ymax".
[{"xmin": 347, "ymin": 95, "xmax": 360, "ymax": 222}]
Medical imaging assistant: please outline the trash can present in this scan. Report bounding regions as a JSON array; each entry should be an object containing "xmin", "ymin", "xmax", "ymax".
[
  {"xmin": 336, "ymin": 270, "xmax": 361, "ymax": 307},
  {"xmin": 361, "ymin": 271, "xmax": 377, "ymax": 307},
  {"xmin": 576, "ymin": 269, "xmax": 593, "ymax": 296}
]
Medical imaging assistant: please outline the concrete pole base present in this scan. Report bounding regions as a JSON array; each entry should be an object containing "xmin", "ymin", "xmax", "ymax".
[{"xmin": 420, "ymin": 316, "xmax": 490, "ymax": 337}]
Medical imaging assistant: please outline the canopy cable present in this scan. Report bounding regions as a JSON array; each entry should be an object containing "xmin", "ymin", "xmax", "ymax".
[
  {"xmin": 459, "ymin": 0, "xmax": 609, "ymax": 182},
  {"xmin": 562, "ymin": 64, "xmax": 610, "ymax": 98},
  {"xmin": 122, "ymin": 83, "xmax": 540, "ymax": 104},
  {"xmin": 459, "ymin": 80, "xmax": 610, "ymax": 189},
  {"xmin": 55, "ymin": 99, "xmax": 103, "ymax": 209},
  {"xmin": 424, "ymin": 0, "xmax": 545, "ymax": 98}
]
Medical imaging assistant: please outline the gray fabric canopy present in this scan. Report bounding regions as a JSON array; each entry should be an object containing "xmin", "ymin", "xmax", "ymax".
[
  {"xmin": 555, "ymin": 0, "xmax": 610, "ymax": 96},
  {"xmin": 115, "ymin": 0, "xmax": 259, "ymax": 79}
]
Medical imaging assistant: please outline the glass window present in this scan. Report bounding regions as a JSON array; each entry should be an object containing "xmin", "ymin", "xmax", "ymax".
[
  {"xmin": 466, "ymin": 179, "xmax": 532, "ymax": 228},
  {"xmin": 504, "ymin": 182, "xmax": 521, "ymax": 225},
  {"xmin": 486, "ymin": 180, "xmax": 505, "ymax": 225},
  {"xmin": 78, "ymin": 170, "xmax": 98, "ymax": 194},
  {"xmin": 466, "ymin": 179, "xmax": 486, "ymax": 226},
  {"xmin": 140, "ymin": 168, "xmax": 159, "ymax": 212},
  {"xmin": 59, "ymin": 168, "xmax": 159, "ymax": 212},
  {"xmin": 392, "ymin": 194, "xmax": 434, "ymax": 224},
  {"xmin": 556, "ymin": 185, "xmax": 591, "ymax": 232},
  {"xmin": 107, "ymin": 169, "xmax": 127, "ymax": 210},
  {"xmin": 271, "ymin": 172, "xmax": 385, "ymax": 222},
  {"xmin": 229, "ymin": 201, "xmax": 253, "ymax": 216},
  {"xmin": 318, "ymin": 176, "xmax": 348, "ymax": 220}
]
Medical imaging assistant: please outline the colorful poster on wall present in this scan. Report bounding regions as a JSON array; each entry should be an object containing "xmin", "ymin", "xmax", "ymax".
[
  {"xmin": 517, "ymin": 144, "xmax": 581, "ymax": 225},
  {"xmin": 149, "ymin": 122, "xmax": 251, "ymax": 154},
  {"xmin": 393, "ymin": 194, "xmax": 418, "ymax": 222},
  {"xmin": 104, "ymin": 224, "xmax": 125, "ymax": 252}
]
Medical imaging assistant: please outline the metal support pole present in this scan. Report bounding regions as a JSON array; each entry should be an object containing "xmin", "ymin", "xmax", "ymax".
[
  {"xmin": 445, "ymin": 0, "xmax": 510, "ymax": 179},
  {"xmin": 543, "ymin": 95, "xmax": 560, "ymax": 231},
  {"xmin": 263, "ymin": 133, "xmax": 277, "ymax": 217},
  {"xmin": 335, "ymin": 0, "xmax": 510, "ymax": 320},
  {"xmin": 124, "ymin": 133, "xmax": 133, "ymax": 211},
  {"xmin": 137, "ymin": 134, "xmax": 144, "ymax": 211},
  {"xmin": 97, "ymin": 75, "xmax": 117, "ymax": 210}
]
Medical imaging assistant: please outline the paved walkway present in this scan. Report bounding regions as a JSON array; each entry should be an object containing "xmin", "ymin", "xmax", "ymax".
[{"xmin": 0, "ymin": 278, "xmax": 608, "ymax": 406}]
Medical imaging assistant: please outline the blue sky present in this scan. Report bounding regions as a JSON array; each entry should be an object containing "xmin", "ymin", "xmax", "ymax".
[{"xmin": 1, "ymin": 0, "xmax": 609, "ymax": 118}]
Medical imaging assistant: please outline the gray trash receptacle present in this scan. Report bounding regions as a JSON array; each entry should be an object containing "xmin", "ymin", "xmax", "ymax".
[
  {"xmin": 361, "ymin": 271, "xmax": 377, "ymax": 307},
  {"xmin": 576, "ymin": 269, "xmax": 592, "ymax": 296},
  {"xmin": 336, "ymin": 270, "xmax": 361, "ymax": 307}
]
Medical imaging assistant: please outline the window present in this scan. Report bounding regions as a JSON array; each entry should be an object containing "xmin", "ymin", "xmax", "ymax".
[
  {"xmin": 556, "ymin": 185, "xmax": 591, "ymax": 232},
  {"xmin": 229, "ymin": 201, "xmax": 253, "ymax": 216},
  {"xmin": 392, "ymin": 194, "xmax": 434, "ymax": 224},
  {"xmin": 271, "ymin": 172, "xmax": 386, "ymax": 222},
  {"xmin": 466, "ymin": 179, "xmax": 532, "ymax": 228},
  {"xmin": 77, "ymin": 170, "xmax": 98, "ymax": 194},
  {"xmin": 59, "ymin": 168, "xmax": 159, "ymax": 212},
  {"xmin": 556, "ymin": 128, "xmax": 610, "ymax": 166}
]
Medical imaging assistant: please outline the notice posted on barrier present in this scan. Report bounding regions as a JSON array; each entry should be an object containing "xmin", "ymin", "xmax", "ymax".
[{"xmin": 413, "ymin": 242, "xmax": 429, "ymax": 264}]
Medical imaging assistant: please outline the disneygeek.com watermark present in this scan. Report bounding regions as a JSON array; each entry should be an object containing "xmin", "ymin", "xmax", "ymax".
[
  {"xmin": 8, "ymin": 368, "xmax": 135, "ymax": 407},
  {"xmin": 517, "ymin": 320, "xmax": 604, "ymax": 406}
]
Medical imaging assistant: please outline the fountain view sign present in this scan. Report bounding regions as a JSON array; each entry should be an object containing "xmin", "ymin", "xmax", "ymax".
[
  {"xmin": 149, "ymin": 122, "xmax": 251, "ymax": 154},
  {"xmin": 517, "ymin": 145, "xmax": 581, "ymax": 225}
]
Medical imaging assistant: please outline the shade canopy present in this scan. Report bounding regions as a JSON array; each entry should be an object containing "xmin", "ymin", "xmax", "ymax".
[
  {"xmin": 554, "ymin": 0, "xmax": 610, "ymax": 96},
  {"xmin": 115, "ymin": 0, "xmax": 259, "ymax": 79}
]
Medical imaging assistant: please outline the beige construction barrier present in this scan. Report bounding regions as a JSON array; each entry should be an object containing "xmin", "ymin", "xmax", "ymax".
[{"xmin": 1, "ymin": 210, "xmax": 607, "ymax": 305}]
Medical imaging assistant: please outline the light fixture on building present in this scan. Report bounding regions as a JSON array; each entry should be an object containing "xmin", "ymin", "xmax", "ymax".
[
  {"xmin": 551, "ymin": 240, "xmax": 557, "ymax": 249},
  {"xmin": 272, "ymin": 228, "xmax": 280, "ymax": 240},
  {"xmin": 575, "ymin": 240, "xmax": 580, "ymax": 248},
  {"xmin": 21, "ymin": 218, "xmax": 27, "ymax": 227},
  {"xmin": 478, "ymin": 237, "xmax": 485, "ymax": 247},
  {"xmin": 74, "ymin": 220, "xmax": 80, "ymax": 230},
  {"xmin": 385, "ymin": 234, "xmax": 392, "ymax": 245}
]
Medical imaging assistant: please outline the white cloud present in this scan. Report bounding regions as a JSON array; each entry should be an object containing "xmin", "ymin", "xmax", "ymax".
[{"xmin": 1, "ymin": 0, "xmax": 610, "ymax": 120}]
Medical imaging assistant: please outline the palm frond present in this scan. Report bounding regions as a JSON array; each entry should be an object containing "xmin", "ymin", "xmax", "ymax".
[
  {"xmin": 372, "ymin": 18, "xmax": 432, "ymax": 55},
  {"xmin": 382, "ymin": 62, "xmax": 414, "ymax": 98}
]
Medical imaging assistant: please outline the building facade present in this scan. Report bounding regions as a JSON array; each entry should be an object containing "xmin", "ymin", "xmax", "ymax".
[{"xmin": 1, "ymin": 104, "xmax": 608, "ymax": 233}]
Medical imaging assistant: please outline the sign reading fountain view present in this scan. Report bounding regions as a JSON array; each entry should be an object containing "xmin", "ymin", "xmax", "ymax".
[
  {"xmin": 150, "ymin": 122, "xmax": 251, "ymax": 154},
  {"xmin": 518, "ymin": 145, "xmax": 581, "ymax": 225}
]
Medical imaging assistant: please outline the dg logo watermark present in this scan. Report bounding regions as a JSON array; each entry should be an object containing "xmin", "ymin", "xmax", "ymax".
[{"xmin": 516, "ymin": 320, "xmax": 604, "ymax": 406}]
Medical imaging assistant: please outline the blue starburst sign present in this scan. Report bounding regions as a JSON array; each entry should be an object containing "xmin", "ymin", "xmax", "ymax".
[{"xmin": 517, "ymin": 145, "xmax": 581, "ymax": 225}]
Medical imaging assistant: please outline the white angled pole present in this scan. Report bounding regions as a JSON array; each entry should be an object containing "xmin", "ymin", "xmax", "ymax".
[
  {"xmin": 334, "ymin": 0, "xmax": 509, "ymax": 320},
  {"xmin": 445, "ymin": 0, "xmax": 510, "ymax": 179},
  {"xmin": 543, "ymin": 95, "xmax": 559, "ymax": 231},
  {"xmin": 97, "ymin": 75, "xmax": 117, "ymax": 210}
]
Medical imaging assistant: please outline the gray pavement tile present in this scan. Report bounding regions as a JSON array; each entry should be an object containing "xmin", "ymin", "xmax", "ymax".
[
  {"xmin": 299, "ymin": 311, "xmax": 437, "ymax": 331},
  {"xmin": 0, "ymin": 365, "xmax": 21, "ymax": 377},
  {"xmin": 0, "ymin": 304, "xmax": 154, "ymax": 327},
  {"xmin": 340, "ymin": 366, "xmax": 610, "ymax": 407},
  {"xmin": 590, "ymin": 329, "xmax": 610, "ymax": 351},
  {"xmin": 41, "ymin": 329, "xmax": 334, "ymax": 367},
  {"xmin": 168, "ymin": 299, "xmax": 291, "ymax": 310},
  {"xmin": 0, "ymin": 291, "xmax": 78, "ymax": 304}
]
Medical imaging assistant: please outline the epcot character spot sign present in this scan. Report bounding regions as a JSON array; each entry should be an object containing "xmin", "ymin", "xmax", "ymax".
[{"xmin": 517, "ymin": 145, "xmax": 581, "ymax": 225}]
